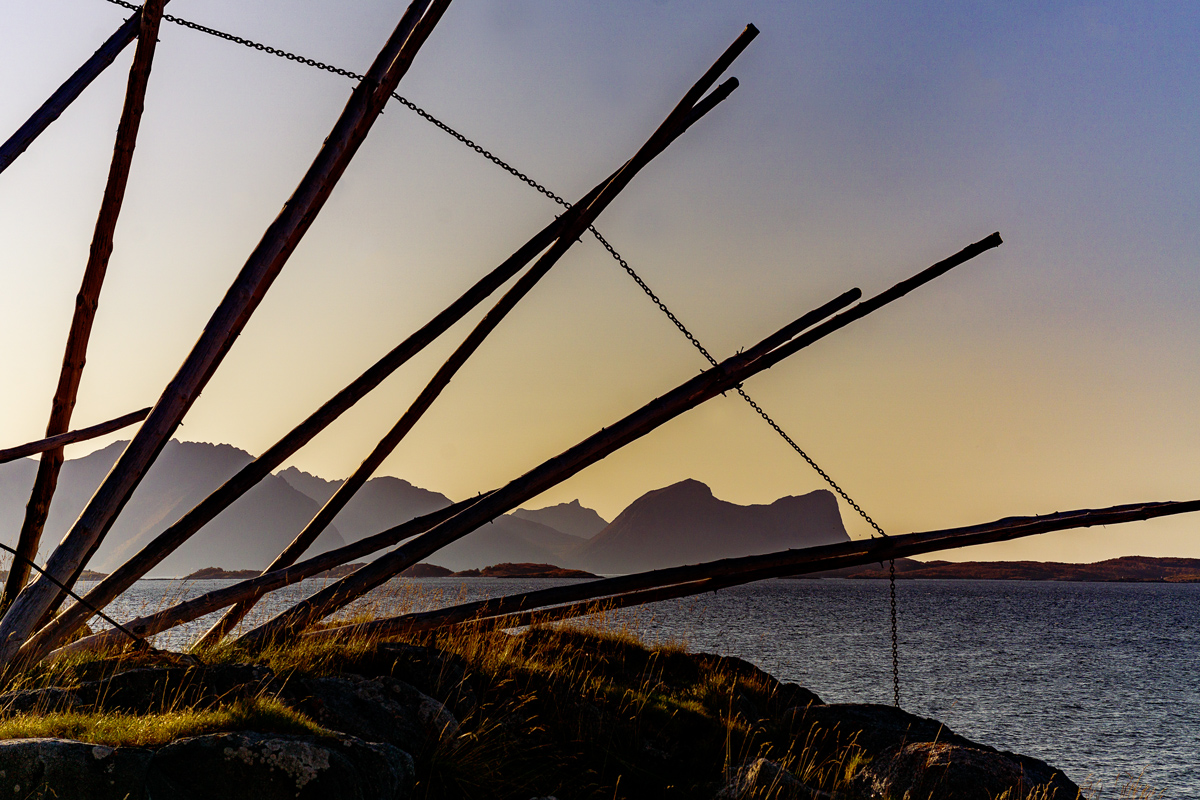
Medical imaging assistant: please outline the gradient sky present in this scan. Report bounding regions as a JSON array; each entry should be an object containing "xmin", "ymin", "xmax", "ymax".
[{"xmin": 1, "ymin": 1, "xmax": 1198, "ymax": 562}]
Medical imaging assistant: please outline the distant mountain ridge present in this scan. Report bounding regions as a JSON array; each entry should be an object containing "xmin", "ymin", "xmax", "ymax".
[
  {"xmin": 0, "ymin": 440, "xmax": 346, "ymax": 578},
  {"xmin": 1, "ymin": 441, "xmax": 850, "ymax": 576}
]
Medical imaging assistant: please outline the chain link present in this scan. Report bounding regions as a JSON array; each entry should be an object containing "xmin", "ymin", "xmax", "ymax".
[
  {"xmin": 890, "ymin": 558, "xmax": 900, "ymax": 707},
  {"xmin": 98, "ymin": 0, "xmax": 901, "ymax": 706}
]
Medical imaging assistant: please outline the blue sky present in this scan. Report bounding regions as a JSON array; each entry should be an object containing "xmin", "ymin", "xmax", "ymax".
[{"xmin": 1, "ymin": 0, "xmax": 1198, "ymax": 560}]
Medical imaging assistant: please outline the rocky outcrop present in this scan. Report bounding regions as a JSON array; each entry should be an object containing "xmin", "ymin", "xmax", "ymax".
[
  {"xmin": 0, "ymin": 637, "xmax": 1080, "ymax": 800},
  {"xmin": 144, "ymin": 732, "xmax": 413, "ymax": 800}
]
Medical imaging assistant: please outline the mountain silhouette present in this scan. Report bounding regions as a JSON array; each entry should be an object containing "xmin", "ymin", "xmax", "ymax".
[
  {"xmin": 0, "ymin": 440, "xmax": 345, "ymax": 577},
  {"xmin": 512, "ymin": 500, "xmax": 609, "ymax": 540},
  {"xmin": 1, "ymin": 445, "xmax": 849, "ymax": 577},
  {"xmin": 575, "ymin": 479, "xmax": 849, "ymax": 574}
]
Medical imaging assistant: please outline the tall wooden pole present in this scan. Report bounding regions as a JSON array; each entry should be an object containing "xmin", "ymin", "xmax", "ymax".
[
  {"xmin": 0, "ymin": 408, "xmax": 150, "ymax": 465},
  {"xmin": 0, "ymin": 5, "xmax": 173, "ymax": 176},
  {"xmin": 0, "ymin": 0, "xmax": 166, "ymax": 612},
  {"xmin": 198, "ymin": 34, "xmax": 753, "ymax": 646},
  {"xmin": 0, "ymin": 0, "xmax": 452, "ymax": 668},
  {"xmin": 303, "ymin": 497, "xmax": 1200, "ymax": 642}
]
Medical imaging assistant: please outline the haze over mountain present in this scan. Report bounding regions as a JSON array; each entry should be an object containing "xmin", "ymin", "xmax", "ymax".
[
  {"xmin": 512, "ymin": 500, "xmax": 609, "ymax": 540},
  {"xmin": 0, "ymin": 441, "xmax": 851, "ymax": 577},
  {"xmin": 0, "ymin": 440, "xmax": 345, "ymax": 577}
]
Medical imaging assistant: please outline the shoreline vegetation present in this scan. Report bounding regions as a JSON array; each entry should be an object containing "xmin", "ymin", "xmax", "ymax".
[
  {"xmin": 0, "ymin": 618, "xmax": 1137, "ymax": 799},
  {"xmin": 34, "ymin": 555, "xmax": 1197, "ymax": 585}
]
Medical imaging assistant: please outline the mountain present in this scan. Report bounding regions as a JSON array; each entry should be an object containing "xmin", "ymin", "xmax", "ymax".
[
  {"xmin": 575, "ymin": 479, "xmax": 850, "ymax": 574},
  {"xmin": 0, "ymin": 440, "xmax": 345, "ymax": 577},
  {"xmin": 512, "ymin": 500, "xmax": 609, "ymax": 540}
]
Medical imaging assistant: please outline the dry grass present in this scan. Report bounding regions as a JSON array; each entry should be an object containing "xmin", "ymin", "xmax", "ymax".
[{"xmin": 0, "ymin": 696, "xmax": 326, "ymax": 747}]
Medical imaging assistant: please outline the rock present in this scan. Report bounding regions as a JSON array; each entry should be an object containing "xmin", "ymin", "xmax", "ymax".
[
  {"xmin": 715, "ymin": 758, "xmax": 832, "ymax": 800},
  {"xmin": 144, "ymin": 732, "xmax": 413, "ymax": 800},
  {"xmin": 352, "ymin": 642, "xmax": 477, "ymax": 718},
  {"xmin": 0, "ymin": 738, "xmax": 152, "ymax": 800},
  {"xmin": 851, "ymin": 741, "xmax": 1081, "ymax": 800},
  {"xmin": 281, "ymin": 674, "xmax": 458, "ymax": 756},
  {"xmin": 68, "ymin": 664, "xmax": 274, "ymax": 714},
  {"xmin": 783, "ymin": 703, "xmax": 979, "ymax": 763},
  {"xmin": 0, "ymin": 687, "xmax": 82, "ymax": 714}
]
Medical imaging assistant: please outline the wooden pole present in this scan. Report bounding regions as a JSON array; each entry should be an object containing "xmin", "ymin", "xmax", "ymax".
[
  {"xmin": 0, "ymin": 408, "xmax": 150, "ymax": 465},
  {"xmin": 304, "ymin": 497, "xmax": 1200, "ymax": 642},
  {"xmin": 0, "ymin": 4, "xmax": 174, "ymax": 176},
  {"xmin": 235, "ymin": 233, "xmax": 1000, "ymax": 648},
  {"xmin": 197, "ymin": 35, "xmax": 751, "ymax": 646},
  {"xmin": 0, "ymin": 0, "xmax": 166, "ymax": 612},
  {"xmin": 29, "ymin": 189, "xmax": 592, "ymax": 657},
  {"xmin": 0, "ymin": 0, "xmax": 451, "ymax": 668}
]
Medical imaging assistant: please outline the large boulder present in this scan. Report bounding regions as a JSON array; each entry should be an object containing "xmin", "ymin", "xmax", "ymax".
[
  {"xmin": 144, "ymin": 732, "xmax": 413, "ymax": 800},
  {"xmin": 0, "ymin": 738, "xmax": 152, "ymax": 800},
  {"xmin": 0, "ymin": 665, "xmax": 274, "ymax": 717},
  {"xmin": 351, "ymin": 642, "xmax": 477, "ymax": 718},
  {"xmin": 280, "ymin": 675, "xmax": 458, "ymax": 756},
  {"xmin": 851, "ymin": 741, "xmax": 1080, "ymax": 800}
]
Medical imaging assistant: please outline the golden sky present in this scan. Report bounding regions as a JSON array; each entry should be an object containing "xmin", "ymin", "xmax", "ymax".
[{"xmin": 1, "ymin": 0, "xmax": 1197, "ymax": 561}]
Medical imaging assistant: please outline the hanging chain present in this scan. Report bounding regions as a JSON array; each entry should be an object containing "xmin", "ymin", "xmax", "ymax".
[{"xmin": 98, "ymin": 0, "xmax": 901, "ymax": 707}]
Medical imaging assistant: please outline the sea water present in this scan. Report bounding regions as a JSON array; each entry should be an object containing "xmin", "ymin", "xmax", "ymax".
[{"xmin": 90, "ymin": 577, "xmax": 1200, "ymax": 796}]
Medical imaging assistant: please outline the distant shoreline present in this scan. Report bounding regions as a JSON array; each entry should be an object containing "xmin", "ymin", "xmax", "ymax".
[{"xmin": 66, "ymin": 555, "xmax": 1200, "ymax": 584}]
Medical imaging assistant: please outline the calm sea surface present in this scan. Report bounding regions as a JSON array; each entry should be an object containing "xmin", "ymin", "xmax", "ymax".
[{"xmin": 88, "ymin": 577, "xmax": 1199, "ymax": 797}]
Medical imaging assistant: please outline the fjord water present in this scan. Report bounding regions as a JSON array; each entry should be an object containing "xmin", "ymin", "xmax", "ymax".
[{"xmin": 104, "ymin": 577, "xmax": 1199, "ymax": 795}]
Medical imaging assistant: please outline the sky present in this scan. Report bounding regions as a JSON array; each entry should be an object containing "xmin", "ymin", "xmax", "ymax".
[{"xmin": 1, "ymin": 0, "xmax": 1198, "ymax": 562}]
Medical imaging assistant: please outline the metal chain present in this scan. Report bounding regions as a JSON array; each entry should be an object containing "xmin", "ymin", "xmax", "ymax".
[
  {"xmin": 890, "ymin": 559, "xmax": 900, "ymax": 707},
  {"xmin": 98, "ymin": 0, "xmax": 901, "ymax": 707}
]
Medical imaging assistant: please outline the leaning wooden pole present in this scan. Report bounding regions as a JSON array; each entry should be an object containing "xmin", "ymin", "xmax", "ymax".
[
  {"xmin": 234, "ymin": 234, "xmax": 1000, "ymax": 649},
  {"xmin": 198, "ymin": 29, "xmax": 755, "ymax": 646},
  {"xmin": 0, "ymin": 408, "xmax": 150, "ymax": 465},
  {"xmin": 0, "ymin": 0, "xmax": 451, "ymax": 667},
  {"xmin": 0, "ymin": 4, "xmax": 174, "ymax": 176},
  {"xmin": 0, "ymin": 0, "xmax": 166, "ymax": 611},
  {"xmin": 303, "ymin": 497, "xmax": 1200, "ymax": 642},
  {"xmin": 30, "ymin": 193, "xmax": 592, "ymax": 657}
]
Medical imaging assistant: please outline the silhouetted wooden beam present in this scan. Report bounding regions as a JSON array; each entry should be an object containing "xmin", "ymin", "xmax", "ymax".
[
  {"xmin": 198, "ymin": 30, "xmax": 753, "ymax": 647},
  {"xmin": 0, "ymin": 4, "xmax": 175, "ymax": 176},
  {"xmin": 0, "ymin": 408, "xmax": 150, "ymax": 465},
  {"xmin": 0, "ymin": 0, "xmax": 451, "ymax": 668},
  {"xmin": 1, "ymin": 0, "xmax": 166, "ymax": 612},
  {"xmin": 303, "ymin": 497, "xmax": 1200, "ymax": 642}
]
